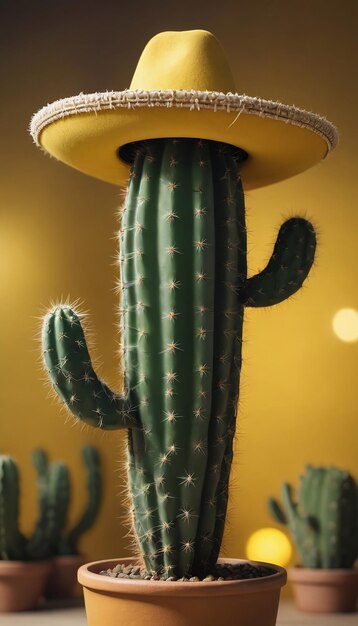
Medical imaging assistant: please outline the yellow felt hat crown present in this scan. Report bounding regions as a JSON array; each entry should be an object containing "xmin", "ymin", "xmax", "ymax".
[{"xmin": 30, "ymin": 29, "xmax": 338, "ymax": 189}]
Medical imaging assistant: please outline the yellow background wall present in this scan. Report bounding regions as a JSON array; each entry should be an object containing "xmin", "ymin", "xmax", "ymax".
[{"xmin": 1, "ymin": 0, "xmax": 357, "ymax": 575}]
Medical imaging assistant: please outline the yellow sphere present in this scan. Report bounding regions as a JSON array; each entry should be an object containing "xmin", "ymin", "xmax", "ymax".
[{"xmin": 246, "ymin": 527, "xmax": 292, "ymax": 568}]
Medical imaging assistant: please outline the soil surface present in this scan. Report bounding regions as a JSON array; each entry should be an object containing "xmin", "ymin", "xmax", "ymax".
[{"xmin": 99, "ymin": 561, "xmax": 276, "ymax": 582}]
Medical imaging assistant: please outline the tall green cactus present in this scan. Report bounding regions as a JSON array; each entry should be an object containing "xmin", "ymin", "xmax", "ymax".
[
  {"xmin": 269, "ymin": 465, "xmax": 358, "ymax": 568},
  {"xmin": 42, "ymin": 138, "xmax": 316, "ymax": 578}
]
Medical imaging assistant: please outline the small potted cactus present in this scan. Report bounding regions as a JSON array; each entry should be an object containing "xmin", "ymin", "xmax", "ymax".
[
  {"xmin": 0, "ymin": 454, "xmax": 54, "ymax": 611},
  {"xmin": 0, "ymin": 448, "xmax": 101, "ymax": 610},
  {"xmin": 33, "ymin": 446, "xmax": 102, "ymax": 599},
  {"xmin": 30, "ymin": 29, "xmax": 338, "ymax": 626},
  {"xmin": 269, "ymin": 465, "xmax": 358, "ymax": 613}
]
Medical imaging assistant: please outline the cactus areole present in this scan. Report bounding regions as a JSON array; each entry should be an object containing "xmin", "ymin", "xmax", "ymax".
[{"xmin": 32, "ymin": 30, "xmax": 337, "ymax": 579}]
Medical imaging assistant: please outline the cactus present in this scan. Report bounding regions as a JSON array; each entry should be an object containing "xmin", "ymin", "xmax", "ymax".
[
  {"xmin": 0, "ymin": 456, "xmax": 27, "ymax": 560},
  {"xmin": 268, "ymin": 465, "xmax": 358, "ymax": 568},
  {"xmin": 27, "ymin": 450, "xmax": 70, "ymax": 559},
  {"xmin": 57, "ymin": 445, "xmax": 102, "ymax": 555},
  {"xmin": 32, "ymin": 446, "xmax": 101, "ymax": 556},
  {"xmin": 0, "ymin": 448, "xmax": 100, "ymax": 560},
  {"xmin": 0, "ymin": 453, "xmax": 65, "ymax": 560},
  {"xmin": 42, "ymin": 138, "xmax": 316, "ymax": 578}
]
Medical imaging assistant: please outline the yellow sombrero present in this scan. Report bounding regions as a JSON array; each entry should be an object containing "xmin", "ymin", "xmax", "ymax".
[{"xmin": 30, "ymin": 29, "xmax": 338, "ymax": 189}]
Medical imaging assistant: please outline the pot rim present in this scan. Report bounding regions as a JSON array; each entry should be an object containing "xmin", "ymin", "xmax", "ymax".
[
  {"xmin": 0, "ymin": 559, "xmax": 51, "ymax": 575},
  {"xmin": 78, "ymin": 557, "xmax": 287, "ymax": 597},
  {"xmin": 51, "ymin": 554, "xmax": 84, "ymax": 563},
  {"xmin": 290, "ymin": 565, "xmax": 358, "ymax": 583}
]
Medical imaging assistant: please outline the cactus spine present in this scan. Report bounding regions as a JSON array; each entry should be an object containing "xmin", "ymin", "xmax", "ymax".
[
  {"xmin": 43, "ymin": 138, "xmax": 316, "ymax": 578},
  {"xmin": 269, "ymin": 465, "xmax": 358, "ymax": 568}
]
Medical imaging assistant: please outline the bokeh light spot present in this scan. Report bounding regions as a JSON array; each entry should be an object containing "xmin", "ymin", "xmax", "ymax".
[
  {"xmin": 332, "ymin": 308, "xmax": 358, "ymax": 342},
  {"xmin": 246, "ymin": 527, "xmax": 292, "ymax": 568}
]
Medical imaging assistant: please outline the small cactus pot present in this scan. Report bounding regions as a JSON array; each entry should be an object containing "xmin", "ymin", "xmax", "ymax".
[
  {"xmin": 78, "ymin": 557, "xmax": 286, "ymax": 626},
  {"xmin": 0, "ymin": 559, "xmax": 51, "ymax": 612},
  {"xmin": 290, "ymin": 566, "xmax": 358, "ymax": 613},
  {"xmin": 45, "ymin": 554, "xmax": 85, "ymax": 599}
]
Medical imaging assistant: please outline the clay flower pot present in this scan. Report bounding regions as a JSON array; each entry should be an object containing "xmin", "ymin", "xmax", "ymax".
[
  {"xmin": 290, "ymin": 566, "xmax": 358, "ymax": 613},
  {"xmin": 0, "ymin": 560, "xmax": 51, "ymax": 612},
  {"xmin": 78, "ymin": 557, "xmax": 286, "ymax": 626},
  {"xmin": 46, "ymin": 554, "xmax": 85, "ymax": 599}
]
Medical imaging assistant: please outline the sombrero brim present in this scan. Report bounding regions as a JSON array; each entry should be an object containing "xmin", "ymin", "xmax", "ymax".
[{"xmin": 30, "ymin": 89, "xmax": 338, "ymax": 190}]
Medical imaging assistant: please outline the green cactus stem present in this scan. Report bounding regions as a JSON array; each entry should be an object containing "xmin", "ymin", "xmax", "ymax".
[
  {"xmin": 269, "ymin": 465, "xmax": 358, "ymax": 568},
  {"xmin": 58, "ymin": 445, "xmax": 102, "ymax": 555},
  {"xmin": 0, "ymin": 448, "xmax": 100, "ymax": 561},
  {"xmin": 0, "ymin": 456, "xmax": 27, "ymax": 560},
  {"xmin": 42, "ymin": 138, "xmax": 316, "ymax": 578},
  {"xmin": 0, "ymin": 452, "xmax": 67, "ymax": 561},
  {"xmin": 30, "ymin": 447, "xmax": 102, "ymax": 556},
  {"xmin": 27, "ymin": 450, "xmax": 69, "ymax": 559}
]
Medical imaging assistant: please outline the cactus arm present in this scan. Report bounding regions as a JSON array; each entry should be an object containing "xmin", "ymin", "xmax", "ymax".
[
  {"xmin": 319, "ymin": 468, "xmax": 358, "ymax": 569},
  {"xmin": 26, "ymin": 449, "xmax": 52, "ymax": 559},
  {"xmin": 353, "ymin": 486, "xmax": 358, "ymax": 567},
  {"xmin": 48, "ymin": 462, "xmax": 71, "ymax": 555},
  {"xmin": 281, "ymin": 482, "xmax": 320, "ymax": 568},
  {"xmin": 319, "ymin": 468, "xmax": 339, "ymax": 568},
  {"xmin": 298, "ymin": 465, "xmax": 323, "ymax": 540},
  {"xmin": 27, "ymin": 459, "xmax": 70, "ymax": 559},
  {"xmin": 31, "ymin": 449, "xmax": 49, "ymax": 524},
  {"xmin": 42, "ymin": 306, "xmax": 140, "ymax": 430},
  {"xmin": 268, "ymin": 497, "xmax": 287, "ymax": 524},
  {"xmin": 240, "ymin": 217, "xmax": 316, "ymax": 307},
  {"xmin": 61, "ymin": 446, "xmax": 101, "ymax": 555},
  {"xmin": 0, "ymin": 456, "xmax": 27, "ymax": 560},
  {"xmin": 32, "ymin": 448, "xmax": 48, "ymax": 477}
]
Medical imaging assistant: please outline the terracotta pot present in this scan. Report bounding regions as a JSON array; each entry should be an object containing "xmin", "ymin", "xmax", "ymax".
[
  {"xmin": 78, "ymin": 557, "xmax": 287, "ymax": 626},
  {"xmin": 46, "ymin": 554, "xmax": 85, "ymax": 599},
  {"xmin": 290, "ymin": 566, "xmax": 358, "ymax": 613},
  {"xmin": 0, "ymin": 559, "xmax": 51, "ymax": 612}
]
